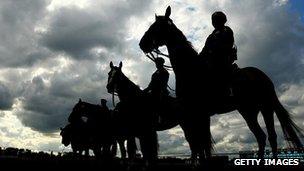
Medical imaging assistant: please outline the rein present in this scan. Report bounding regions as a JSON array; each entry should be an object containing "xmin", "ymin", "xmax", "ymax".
[
  {"xmin": 112, "ymin": 92, "xmax": 116, "ymax": 108},
  {"xmin": 112, "ymin": 92, "xmax": 118, "ymax": 108},
  {"xmin": 153, "ymin": 49, "xmax": 169, "ymax": 58},
  {"xmin": 167, "ymin": 84, "xmax": 175, "ymax": 92},
  {"xmin": 145, "ymin": 50, "xmax": 173, "ymax": 70}
]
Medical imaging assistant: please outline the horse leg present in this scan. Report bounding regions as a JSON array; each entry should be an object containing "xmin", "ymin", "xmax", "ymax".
[
  {"xmin": 103, "ymin": 142, "xmax": 112, "ymax": 159},
  {"xmin": 139, "ymin": 132, "xmax": 158, "ymax": 166},
  {"xmin": 72, "ymin": 146, "xmax": 80, "ymax": 157},
  {"xmin": 189, "ymin": 134, "xmax": 205, "ymax": 166},
  {"xmin": 180, "ymin": 123, "xmax": 198, "ymax": 165},
  {"xmin": 139, "ymin": 136, "xmax": 146, "ymax": 160},
  {"xmin": 127, "ymin": 137, "xmax": 136, "ymax": 159},
  {"xmin": 118, "ymin": 139, "xmax": 126, "ymax": 159},
  {"xmin": 242, "ymin": 111, "xmax": 266, "ymax": 159},
  {"xmin": 203, "ymin": 117, "xmax": 212, "ymax": 160},
  {"xmin": 149, "ymin": 131, "xmax": 158, "ymax": 167},
  {"xmin": 261, "ymin": 108, "xmax": 277, "ymax": 158},
  {"xmin": 72, "ymin": 150, "xmax": 78, "ymax": 157},
  {"xmin": 195, "ymin": 117, "xmax": 212, "ymax": 165},
  {"xmin": 85, "ymin": 148, "xmax": 89, "ymax": 157},
  {"xmin": 111, "ymin": 140, "xmax": 118, "ymax": 158},
  {"xmin": 78, "ymin": 149, "xmax": 83, "ymax": 156},
  {"xmin": 92, "ymin": 144, "xmax": 102, "ymax": 159}
]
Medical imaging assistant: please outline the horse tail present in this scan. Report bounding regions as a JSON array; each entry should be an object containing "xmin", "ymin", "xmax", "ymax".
[{"xmin": 274, "ymin": 93, "xmax": 303, "ymax": 148}]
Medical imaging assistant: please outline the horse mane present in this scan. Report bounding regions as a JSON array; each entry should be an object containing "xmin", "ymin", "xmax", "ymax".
[
  {"xmin": 119, "ymin": 70, "xmax": 142, "ymax": 95},
  {"xmin": 170, "ymin": 23, "xmax": 198, "ymax": 57}
]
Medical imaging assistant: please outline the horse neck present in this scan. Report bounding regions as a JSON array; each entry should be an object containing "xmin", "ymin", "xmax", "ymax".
[
  {"xmin": 166, "ymin": 26, "xmax": 198, "ymax": 74},
  {"xmin": 165, "ymin": 26, "xmax": 200, "ymax": 98},
  {"xmin": 117, "ymin": 74, "xmax": 142, "ymax": 102}
]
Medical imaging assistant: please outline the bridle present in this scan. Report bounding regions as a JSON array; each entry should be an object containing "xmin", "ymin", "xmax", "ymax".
[
  {"xmin": 108, "ymin": 69, "xmax": 120, "ymax": 108},
  {"xmin": 112, "ymin": 91, "xmax": 118, "ymax": 108},
  {"xmin": 110, "ymin": 83, "xmax": 119, "ymax": 108}
]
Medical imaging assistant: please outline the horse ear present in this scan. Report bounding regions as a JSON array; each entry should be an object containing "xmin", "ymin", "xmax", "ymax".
[
  {"xmin": 119, "ymin": 61, "xmax": 122, "ymax": 69},
  {"xmin": 79, "ymin": 98, "xmax": 82, "ymax": 103},
  {"xmin": 60, "ymin": 127, "xmax": 63, "ymax": 131},
  {"xmin": 155, "ymin": 13, "xmax": 158, "ymax": 20},
  {"xmin": 165, "ymin": 6, "xmax": 171, "ymax": 18},
  {"xmin": 110, "ymin": 61, "xmax": 114, "ymax": 68}
]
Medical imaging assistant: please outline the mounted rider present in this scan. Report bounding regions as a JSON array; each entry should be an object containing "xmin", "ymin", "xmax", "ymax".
[
  {"xmin": 144, "ymin": 57, "xmax": 169, "ymax": 100},
  {"xmin": 144, "ymin": 57, "xmax": 170, "ymax": 120},
  {"xmin": 67, "ymin": 99, "xmax": 111, "ymax": 133},
  {"xmin": 199, "ymin": 11, "xmax": 237, "ymax": 98}
]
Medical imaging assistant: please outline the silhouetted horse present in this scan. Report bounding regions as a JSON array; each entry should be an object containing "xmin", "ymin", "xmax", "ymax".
[
  {"xmin": 106, "ymin": 62, "xmax": 181, "ymax": 163},
  {"xmin": 139, "ymin": 6, "xmax": 303, "ymax": 162},
  {"xmin": 62, "ymin": 100, "xmax": 114, "ymax": 158},
  {"xmin": 60, "ymin": 123, "xmax": 135, "ymax": 158},
  {"xmin": 62, "ymin": 100, "xmax": 139, "ymax": 159},
  {"xmin": 60, "ymin": 124, "xmax": 91, "ymax": 156}
]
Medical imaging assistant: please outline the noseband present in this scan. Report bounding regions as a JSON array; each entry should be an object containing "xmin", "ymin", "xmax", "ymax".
[{"xmin": 112, "ymin": 92, "xmax": 117, "ymax": 108}]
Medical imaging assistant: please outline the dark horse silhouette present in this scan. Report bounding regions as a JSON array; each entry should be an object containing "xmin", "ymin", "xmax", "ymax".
[
  {"xmin": 60, "ymin": 100, "xmax": 113, "ymax": 158},
  {"xmin": 106, "ymin": 61, "xmax": 182, "ymax": 163},
  {"xmin": 61, "ymin": 99, "xmax": 138, "ymax": 159},
  {"xmin": 60, "ymin": 123, "xmax": 92, "ymax": 156},
  {"xmin": 139, "ymin": 6, "xmax": 303, "ymax": 162},
  {"xmin": 60, "ymin": 123, "xmax": 133, "ymax": 158}
]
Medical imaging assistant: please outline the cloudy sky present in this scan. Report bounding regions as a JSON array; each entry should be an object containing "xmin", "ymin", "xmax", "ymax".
[{"xmin": 0, "ymin": 0, "xmax": 304, "ymax": 155}]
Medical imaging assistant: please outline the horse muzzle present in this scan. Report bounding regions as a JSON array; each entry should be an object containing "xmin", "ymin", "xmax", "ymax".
[{"xmin": 139, "ymin": 35, "xmax": 156, "ymax": 53}]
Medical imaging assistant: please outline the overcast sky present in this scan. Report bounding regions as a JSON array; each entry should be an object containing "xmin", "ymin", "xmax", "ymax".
[{"xmin": 0, "ymin": 0, "xmax": 304, "ymax": 155}]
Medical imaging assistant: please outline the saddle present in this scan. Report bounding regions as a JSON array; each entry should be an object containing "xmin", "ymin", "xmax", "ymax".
[
  {"xmin": 204, "ymin": 63, "xmax": 240, "ymax": 113},
  {"xmin": 153, "ymin": 95, "xmax": 182, "ymax": 130}
]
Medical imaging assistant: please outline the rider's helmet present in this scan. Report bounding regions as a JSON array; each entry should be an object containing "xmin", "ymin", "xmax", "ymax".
[{"xmin": 212, "ymin": 11, "xmax": 227, "ymax": 28}]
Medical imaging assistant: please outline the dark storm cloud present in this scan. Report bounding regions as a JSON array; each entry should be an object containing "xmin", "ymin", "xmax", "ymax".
[
  {"xmin": 16, "ymin": 59, "xmax": 110, "ymax": 133},
  {"xmin": 0, "ymin": 82, "xmax": 13, "ymax": 110},
  {"xmin": 0, "ymin": 0, "xmax": 50, "ymax": 68},
  {"xmin": 230, "ymin": 1, "xmax": 304, "ymax": 86},
  {"xmin": 12, "ymin": 0, "xmax": 152, "ymax": 133},
  {"xmin": 16, "ymin": 76, "xmax": 71, "ymax": 132},
  {"xmin": 17, "ymin": 110, "xmax": 65, "ymax": 133},
  {"xmin": 41, "ymin": 8, "xmax": 118, "ymax": 59},
  {"xmin": 14, "ymin": 58, "xmax": 112, "ymax": 133},
  {"xmin": 41, "ymin": 0, "xmax": 151, "ymax": 59}
]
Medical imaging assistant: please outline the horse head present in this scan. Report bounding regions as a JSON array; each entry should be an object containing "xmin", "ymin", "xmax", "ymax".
[
  {"xmin": 106, "ymin": 61, "xmax": 123, "ymax": 94},
  {"xmin": 140, "ymin": 6, "xmax": 200, "ymax": 98},
  {"xmin": 69, "ymin": 98, "xmax": 87, "ymax": 118},
  {"xmin": 139, "ymin": 6, "xmax": 173, "ymax": 53},
  {"xmin": 60, "ymin": 125, "xmax": 72, "ymax": 146}
]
